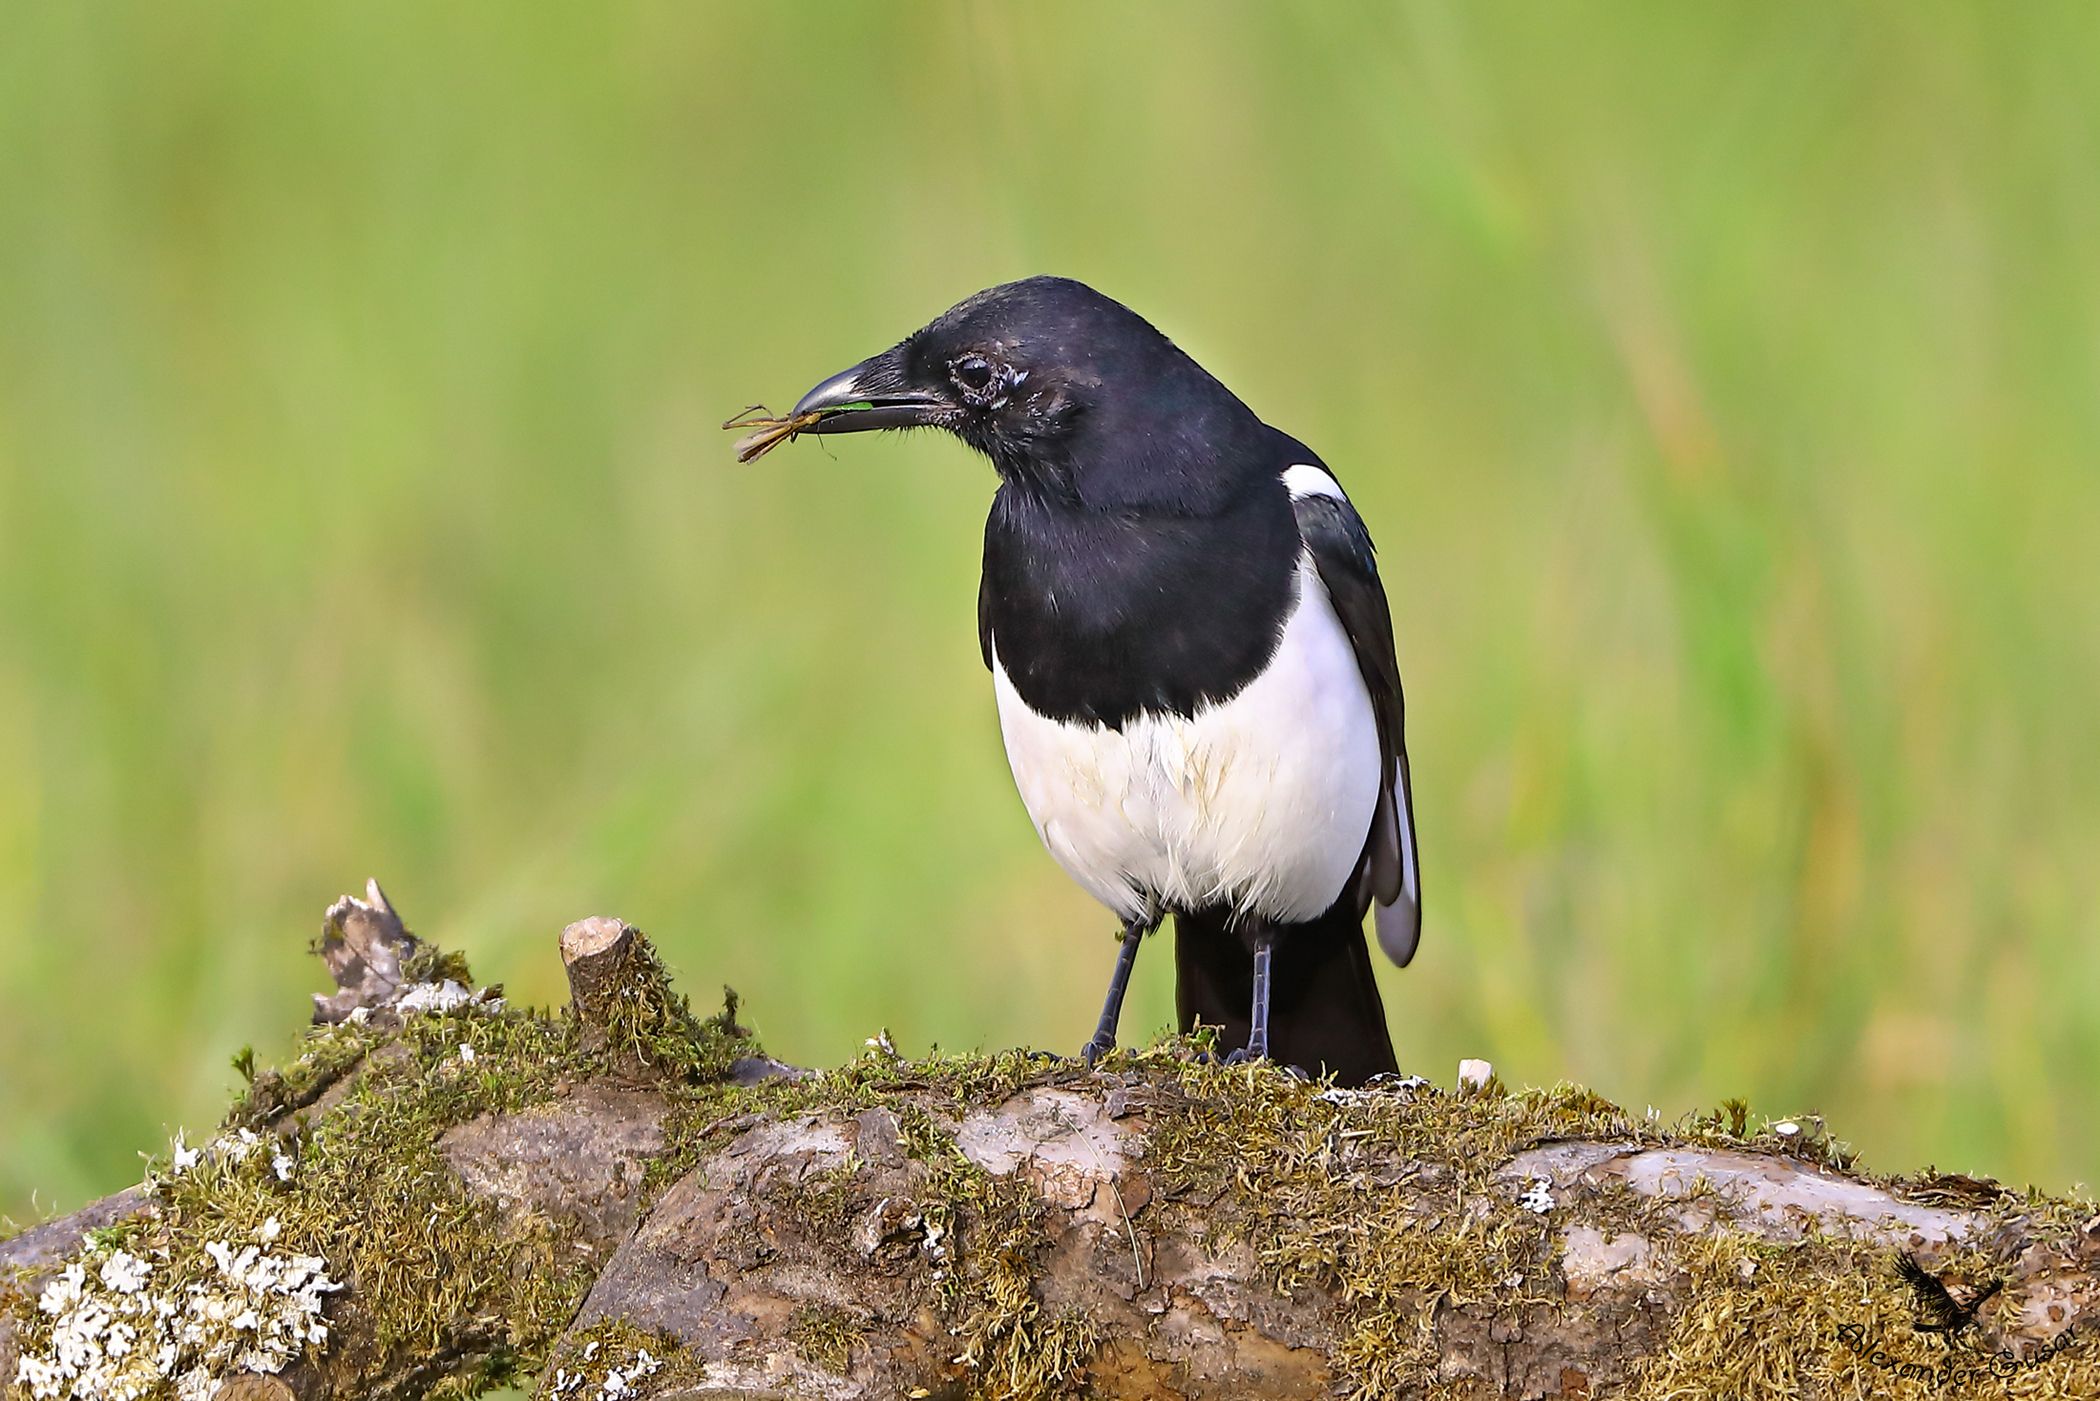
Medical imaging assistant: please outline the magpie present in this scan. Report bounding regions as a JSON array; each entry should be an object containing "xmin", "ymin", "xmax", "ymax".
[{"xmin": 781, "ymin": 276, "xmax": 1421, "ymax": 1086}]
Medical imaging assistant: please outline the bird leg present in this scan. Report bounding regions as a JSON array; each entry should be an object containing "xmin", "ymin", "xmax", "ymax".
[
  {"xmin": 1223, "ymin": 922, "xmax": 1279, "ymax": 1066},
  {"xmin": 1081, "ymin": 915, "xmax": 1152, "ymax": 1066}
]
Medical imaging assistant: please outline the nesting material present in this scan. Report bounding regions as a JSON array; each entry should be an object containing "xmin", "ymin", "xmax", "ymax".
[{"xmin": 723, "ymin": 405, "xmax": 829, "ymax": 464}]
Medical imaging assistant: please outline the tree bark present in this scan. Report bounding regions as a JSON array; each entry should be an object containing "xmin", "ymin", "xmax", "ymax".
[{"xmin": 5, "ymin": 885, "xmax": 2099, "ymax": 1401}]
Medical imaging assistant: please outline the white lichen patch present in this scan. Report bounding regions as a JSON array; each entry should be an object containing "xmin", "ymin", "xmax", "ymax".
[
  {"xmin": 167, "ymin": 1128, "xmax": 262, "ymax": 1178},
  {"xmin": 394, "ymin": 979, "xmax": 478, "ymax": 1015},
  {"xmin": 1518, "ymin": 1176, "xmax": 1556, "ymax": 1215},
  {"xmin": 12, "ymin": 1219, "xmax": 342, "ymax": 1401},
  {"xmin": 163, "ymin": 1127, "xmax": 302, "ymax": 1188},
  {"xmin": 548, "ymin": 1346, "xmax": 664, "ymax": 1399}
]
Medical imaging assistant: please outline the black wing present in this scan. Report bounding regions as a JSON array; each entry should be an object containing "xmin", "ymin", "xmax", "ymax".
[
  {"xmin": 978, "ymin": 562, "xmax": 995, "ymax": 671},
  {"xmin": 1293, "ymin": 477, "xmax": 1423, "ymax": 966}
]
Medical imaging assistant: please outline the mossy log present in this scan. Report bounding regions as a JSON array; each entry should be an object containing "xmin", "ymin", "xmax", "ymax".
[{"xmin": 6, "ymin": 885, "xmax": 2100, "ymax": 1400}]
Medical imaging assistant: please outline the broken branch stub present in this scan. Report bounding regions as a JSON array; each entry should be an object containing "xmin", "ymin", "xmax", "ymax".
[
  {"xmin": 561, "ymin": 915, "xmax": 643, "ymax": 1026},
  {"xmin": 559, "ymin": 914, "xmax": 667, "ymax": 1077},
  {"xmin": 312, "ymin": 880, "xmax": 421, "ymax": 1024},
  {"xmin": 559, "ymin": 914, "xmax": 802, "ymax": 1087},
  {"xmin": 558, "ymin": 915, "xmax": 733, "ymax": 1081}
]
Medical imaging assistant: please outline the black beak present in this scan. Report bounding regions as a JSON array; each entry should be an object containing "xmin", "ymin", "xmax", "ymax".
[{"xmin": 791, "ymin": 355, "xmax": 949, "ymax": 434}]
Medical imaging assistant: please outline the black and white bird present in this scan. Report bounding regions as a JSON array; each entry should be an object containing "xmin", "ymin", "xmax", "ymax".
[{"xmin": 783, "ymin": 276, "xmax": 1421, "ymax": 1086}]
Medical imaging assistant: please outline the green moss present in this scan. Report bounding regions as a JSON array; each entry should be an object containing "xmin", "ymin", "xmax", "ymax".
[
  {"xmin": 544, "ymin": 1318, "xmax": 705, "ymax": 1396},
  {"xmin": 224, "ymin": 1019, "xmax": 383, "ymax": 1129},
  {"xmin": 637, "ymin": 1041, "xmax": 1051, "ymax": 1209},
  {"xmin": 585, "ymin": 949, "xmax": 761, "ymax": 1082},
  {"xmin": 107, "ymin": 1005, "xmax": 591, "ymax": 1397},
  {"xmin": 629, "ymin": 1043, "xmax": 1114, "ymax": 1398},
  {"xmin": 6, "ymin": 931, "xmax": 770, "ymax": 1400},
  {"xmin": 232, "ymin": 954, "xmax": 753, "ymax": 1393},
  {"xmin": 787, "ymin": 1158, "xmax": 869, "ymax": 1240},
  {"xmin": 1133, "ymin": 1054, "xmax": 2100, "ymax": 1400},
  {"xmin": 401, "ymin": 942, "xmax": 476, "ymax": 989},
  {"xmin": 1623, "ymin": 1228, "xmax": 2100, "ymax": 1400},
  {"xmin": 893, "ymin": 1101, "xmax": 1097, "ymax": 1400},
  {"xmin": 1136, "ymin": 1061, "xmax": 1639, "ymax": 1396},
  {"xmin": 11, "ymin": 949, "xmax": 2099, "ymax": 1401},
  {"xmin": 787, "ymin": 1301, "xmax": 864, "ymax": 1373}
]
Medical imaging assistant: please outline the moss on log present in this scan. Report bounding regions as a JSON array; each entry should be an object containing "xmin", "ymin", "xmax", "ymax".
[{"xmin": 5, "ymin": 883, "xmax": 2099, "ymax": 1400}]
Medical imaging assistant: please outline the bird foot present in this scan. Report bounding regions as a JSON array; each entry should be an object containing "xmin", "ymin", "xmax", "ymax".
[{"xmin": 1079, "ymin": 1036, "xmax": 1116, "ymax": 1068}]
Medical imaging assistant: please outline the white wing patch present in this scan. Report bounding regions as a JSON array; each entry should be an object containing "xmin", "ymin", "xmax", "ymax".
[
  {"xmin": 991, "ymin": 553, "xmax": 1381, "ymax": 925},
  {"xmin": 1395, "ymin": 760, "xmax": 1419, "ymax": 904},
  {"xmin": 1282, "ymin": 462, "xmax": 1346, "ymax": 501}
]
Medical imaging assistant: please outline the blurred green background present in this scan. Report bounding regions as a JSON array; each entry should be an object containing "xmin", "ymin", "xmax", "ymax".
[{"xmin": 4, "ymin": 2, "xmax": 2098, "ymax": 1229}]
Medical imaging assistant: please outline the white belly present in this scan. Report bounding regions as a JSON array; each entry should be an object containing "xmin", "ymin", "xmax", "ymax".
[{"xmin": 991, "ymin": 553, "xmax": 1380, "ymax": 925}]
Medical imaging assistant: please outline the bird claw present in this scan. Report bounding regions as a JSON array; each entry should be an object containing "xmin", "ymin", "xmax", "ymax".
[{"xmin": 1079, "ymin": 1037, "xmax": 1115, "ymax": 1068}]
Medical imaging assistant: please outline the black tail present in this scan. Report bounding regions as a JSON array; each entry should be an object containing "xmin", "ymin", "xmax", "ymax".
[{"xmin": 1175, "ymin": 899, "xmax": 1398, "ymax": 1087}]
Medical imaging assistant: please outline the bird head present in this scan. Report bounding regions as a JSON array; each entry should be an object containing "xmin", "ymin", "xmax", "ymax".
[{"xmin": 788, "ymin": 276, "xmax": 1267, "ymax": 509}]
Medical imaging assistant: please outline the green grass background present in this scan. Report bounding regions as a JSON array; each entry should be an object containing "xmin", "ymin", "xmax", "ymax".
[{"xmin": 4, "ymin": 3, "xmax": 2098, "ymax": 1227}]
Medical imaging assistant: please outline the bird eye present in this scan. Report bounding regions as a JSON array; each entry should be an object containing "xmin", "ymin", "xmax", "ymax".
[{"xmin": 950, "ymin": 355, "xmax": 1000, "ymax": 402}]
